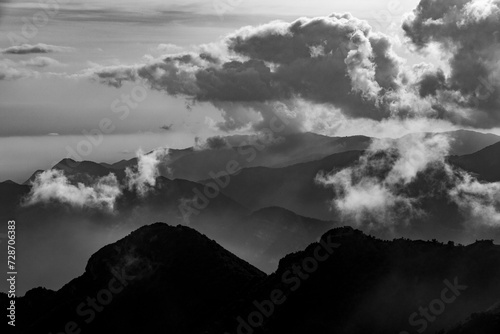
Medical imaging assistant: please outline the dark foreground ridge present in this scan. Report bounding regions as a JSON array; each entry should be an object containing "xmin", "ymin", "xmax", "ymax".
[{"xmin": 2, "ymin": 223, "xmax": 500, "ymax": 334}]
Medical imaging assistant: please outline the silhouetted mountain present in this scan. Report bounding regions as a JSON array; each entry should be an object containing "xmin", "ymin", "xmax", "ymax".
[
  {"xmin": 446, "ymin": 303, "xmax": 500, "ymax": 334},
  {"xmin": 449, "ymin": 141, "xmax": 500, "ymax": 182},
  {"xmin": 1, "ymin": 179, "xmax": 18, "ymax": 185},
  {"xmin": 8, "ymin": 224, "xmax": 500, "ymax": 334},
  {"xmin": 22, "ymin": 170, "xmax": 43, "ymax": 185},
  {"xmin": 0, "ymin": 180, "xmax": 30, "ymax": 220},
  {"xmin": 8, "ymin": 223, "xmax": 265, "ymax": 334},
  {"xmin": 210, "ymin": 229, "xmax": 500, "ymax": 334},
  {"xmin": 7, "ymin": 174, "xmax": 337, "ymax": 293}
]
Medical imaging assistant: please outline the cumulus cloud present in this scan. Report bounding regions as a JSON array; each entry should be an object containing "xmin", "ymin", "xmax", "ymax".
[
  {"xmin": 125, "ymin": 148, "xmax": 170, "ymax": 196},
  {"xmin": 1, "ymin": 43, "xmax": 75, "ymax": 54},
  {"xmin": 23, "ymin": 170, "xmax": 122, "ymax": 212},
  {"xmin": 403, "ymin": 0, "xmax": 500, "ymax": 127},
  {"xmin": 83, "ymin": 14, "xmax": 418, "ymax": 133}
]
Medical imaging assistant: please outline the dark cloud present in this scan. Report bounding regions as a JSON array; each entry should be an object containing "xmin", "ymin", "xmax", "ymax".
[
  {"xmin": 418, "ymin": 69, "xmax": 446, "ymax": 97},
  {"xmin": 1, "ymin": 43, "xmax": 75, "ymax": 55},
  {"xmin": 89, "ymin": 14, "xmax": 406, "ymax": 132},
  {"xmin": 403, "ymin": 0, "xmax": 500, "ymax": 127}
]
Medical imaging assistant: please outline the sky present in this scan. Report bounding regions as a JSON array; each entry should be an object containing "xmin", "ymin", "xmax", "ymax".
[{"xmin": 1, "ymin": 0, "xmax": 500, "ymax": 182}]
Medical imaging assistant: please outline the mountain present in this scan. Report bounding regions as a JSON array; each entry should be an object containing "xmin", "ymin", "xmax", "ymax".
[
  {"xmin": 19, "ymin": 130, "xmax": 500, "ymax": 185},
  {"xmin": 210, "ymin": 229, "xmax": 500, "ymax": 334},
  {"xmin": 165, "ymin": 132, "xmax": 372, "ymax": 182},
  {"xmin": 0, "ymin": 180, "xmax": 30, "ymax": 220},
  {"xmin": 449, "ymin": 141, "xmax": 500, "ymax": 182},
  {"xmin": 7, "ymin": 224, "xmax": 500, "ymax": 334},
  {"xmin": 6, "ymin": 223, "xmax": 265, "ymax": 334},
  {"xmin": 443, "ymin": 130, "xmax": 500, "ymax": 155},
  {"xmin": 23, "ymin": 159, "xmax": 125, "ymax": 185},
  {"xmin": 204, "ymin": 150, "xmax": 363, "ymax": 221},
  {"xmin": 6, "ymin": 175, "xmax": 336, "ymax": 294},
  {"xmin": 224, "ymin": 206, "xmax": 335, "ymax": 273},
  {"xmin": 23, "ymin": 169, "xmax": 43, "ymax": 185},
  {"xmin": 446, "ymin": 304, "xmax": 500, "ymax": 334}
]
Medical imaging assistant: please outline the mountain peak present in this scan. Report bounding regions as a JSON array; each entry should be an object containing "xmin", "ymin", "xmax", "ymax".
[{"xmin": 17, "ymin": 222, "xmax": 265, "ymax": 334}]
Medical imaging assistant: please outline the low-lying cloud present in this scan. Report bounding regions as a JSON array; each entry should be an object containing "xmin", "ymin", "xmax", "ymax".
[
  {"xmin": 125, "ymin": 148, "xmax": 170, "ymax": 196},
  {"xmin": 24, "ymin": 170, "xmax": 122, "ymax": 212},
  {"xmin": 316, "ymin": 134, "xmax": 450, "ymax": 226},
  {"xmin": 317, "ymin": 133, "xmax": 500, "ymax": 229}
]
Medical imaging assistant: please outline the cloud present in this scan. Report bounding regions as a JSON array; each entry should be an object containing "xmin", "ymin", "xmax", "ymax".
[
  {"xmin": 23, "ymin": 170, "xmax": 122, "ymax": 212},
  {"xmin": 125, "ymin": 148, "xmax": 169, "ymax": 196},
  {"xmin": 82, "ymin": 14, "xmax": 410, "ymax": 133},
  {"xmin": 403, "ymin": 0, "xmax": 500, "ymax": 127},
  {"xmin": 0, "ymin": 58, "xmax": 37, "ymax": 80},
  {"xmin": 450, "ymin": 172, "xmax": 500, "ymax": 227},
  {"xmin": 316, "ymin": 133, "xmax": 449, "ymax": 227},
  {"xmin": 194, "ymin": 135, "xmax": 231, "ymax": 150},
  {"xmin": 81, "ymin": 8, "xmax": 500, "ymax": 132},
  {"xmin": 20, "ymin": 56, "xmax": 65, "ymax": 68},
  {"xmin": 1, "ymin": 43, "xmax": 75, "ymax": 55},
  {"xmin": 317, "ymin": 132, "xmax": 500, "ymax": 229},
  {"xmin": 156, "ymin": 43, "xmax": 184, "ymax": 54}
]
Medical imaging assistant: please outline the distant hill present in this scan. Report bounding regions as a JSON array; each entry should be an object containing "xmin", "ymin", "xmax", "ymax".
[
  {"xmin": 204, "ymin": 150, "xmax": 363, "ymax": 220},
  {"xmin": 449, "ymin": 141, "xmax": 500, "ymax": 182},
  {"xmin": 443, "ymin": 130, "xmax": 500, "ymax": 155},
  {"xmin": 165, "ymin": 132, "xmax": 372, "ymax": 181}
]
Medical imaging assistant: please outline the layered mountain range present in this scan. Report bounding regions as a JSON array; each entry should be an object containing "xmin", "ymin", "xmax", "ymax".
[
  {"xmin": 2, "ymin": 130, "xmax": 500, "ymax": 294},
  {"xmin": 3, "ymin": 223, "xmax": 499, "ymax": 333}
]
